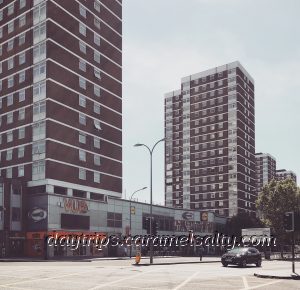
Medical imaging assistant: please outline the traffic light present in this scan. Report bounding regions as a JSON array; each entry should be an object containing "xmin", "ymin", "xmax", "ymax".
[
  {"xmin": 283, "ymin": 211, "xmax": 294, "ymax": 232},
  {"xmin": 152, "ymin": 219, "xmax": 159, "ymax": 236},
  {"xmin": 143, "ymin": 217, "xmax": 151, "ymax": 234}
]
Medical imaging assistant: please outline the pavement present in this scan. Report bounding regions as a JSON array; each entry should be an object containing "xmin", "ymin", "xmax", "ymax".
[{"xmin": 0, "ymin": 258, "xmax": 300, "ymax": 289}]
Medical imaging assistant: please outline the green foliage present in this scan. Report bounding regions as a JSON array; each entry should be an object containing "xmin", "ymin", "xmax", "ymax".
[
  {"xmin": 256, "ymin": 178, "xmax": 300, "ymax": 237},
  {"xmin": 225, "ymin": 212, "xmax": 264, "ymax": 236}
]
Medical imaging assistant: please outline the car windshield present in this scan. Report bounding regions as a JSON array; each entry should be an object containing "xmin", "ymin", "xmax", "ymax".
[{"xmin": 228, "ymin": 248, "xmax": 248, "ymax": 254}]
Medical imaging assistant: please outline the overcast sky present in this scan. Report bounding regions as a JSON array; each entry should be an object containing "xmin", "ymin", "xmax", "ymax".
[{"xmin": 122, "ymin": 0, "xmax": 300, "ymax": 205}]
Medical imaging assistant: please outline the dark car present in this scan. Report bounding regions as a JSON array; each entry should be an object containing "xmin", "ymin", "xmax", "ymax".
[{"xmin": 221, "ymin": 247, "xmax": 262, "ymax": 267}]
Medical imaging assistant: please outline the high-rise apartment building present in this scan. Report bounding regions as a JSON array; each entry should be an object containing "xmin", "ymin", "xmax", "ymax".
[
  {"xmin": 255, "ymin": 153, "xmax": 276, "ymax": 194},
  {"xmin": 0, "ymin": 0, "xmax": 122, "ymax": 255},
  {"xmin": 164, "ymin": 61, "xmax": 255, "ymax": 217},
  {"xmin": 276, "ymin": 169, "xmax": 297, "ymax": 184}
]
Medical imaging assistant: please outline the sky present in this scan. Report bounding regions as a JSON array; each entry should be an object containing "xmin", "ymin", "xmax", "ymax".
[{"xmin": 122, "ymin": 0, "xmax": 300, "ymax": 205}]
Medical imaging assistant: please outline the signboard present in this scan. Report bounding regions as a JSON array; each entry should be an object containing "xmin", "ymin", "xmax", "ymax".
[
  {"xmin": 63, "ymin": 198, "xmax": 88, "ymax": 214},
  {"xmin": 201, "ymin": 212, "xmax": 208, "ymax": 222},
  {"xmin": 182, "ymin": 212, "xmax": 194, "ymax": 220},
  {"xmin": 242, "ymin": 228, "xmax": 271, "ymax": 237},
  {"xmin": 28, "ymin": 207, "xmax": 47, "ymax": 223}
]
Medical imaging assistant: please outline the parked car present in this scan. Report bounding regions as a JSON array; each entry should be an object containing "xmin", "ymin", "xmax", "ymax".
[{"xmin": 221, "ymin": 247, "xmax": 262, "ymax": 267}]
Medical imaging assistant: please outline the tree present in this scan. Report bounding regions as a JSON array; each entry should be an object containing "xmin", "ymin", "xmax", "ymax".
[
  {"xmin": 224, "ymin": 212, "xmax": 264, "ymax": 237},
  {"xmin": 256, "ymin": 178, "xmax": 300, "ymax": 256}
]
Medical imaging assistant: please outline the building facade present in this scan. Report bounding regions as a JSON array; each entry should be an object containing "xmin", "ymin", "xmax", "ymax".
[
  {"xmin": 0, "ymin": 0, "xmax": 122, "ymax": 256},
  {"xmin": 164, "ymin": 61, "xmax": 256, "ymax": 218},
  {"xmin": 276, "ymin": 169, "xmax": 297, "ymax": 184},
  {"xmin": 255, "ymin": 153, "xmax": 276, "ymax": 194},
  {"xmin": 24, "ymin": 193, "xmax": 226, "ymax": 258}
]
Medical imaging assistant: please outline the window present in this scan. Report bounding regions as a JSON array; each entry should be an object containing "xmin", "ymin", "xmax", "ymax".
[
  {"xmin": 8, "ymin": 3, "xmax": 14, "ymax": 16},
  {"xmin": 33, "ymin": 62, "xmax": 46, "ymax": 82},
  {"xmin": 18, "ymin": 128, "xmax": 25, "ymax": 139},
  {"xmin": 18, "ymin": 165, "xmax": 24, "ymax": 177},
  {"xmin": 32, "ymin": 121, "xmax": 46, "ymax": 140},
  {"xmin": 94, "ymin": 85, "xmax": 100, "ymax": 97},
  {"xmin": 18, "ymin": 108, "xmax": 25, "ymax": 120},
  {"xmin": 79, "ymin": 23, "xmax": 86, "ymax": 36},
  {"xmin": 79, "ymin": 77, "xmax": 86, "ymax": 89},
  {"xmin": 8, "ymin": 22, "xmax": 14, "ymax": 34},
  {"xmin": 18, "ymin": 89, "xmax": 26, "ymax": 102},
  {"xmin": 79, "ymin": 132, "xmax": 86, "ymax": 144},
  {"xmin": 0, "ymin": 10, "xmax": 2, "ymax": 21},
  {"xmin": 79, "ymin": 60, "xmax": 86, "ymax": 72},
  {"xmin": 94, "ymin": 172, "xmax": 100, "ymax": 183},
  {"xmin": 79, "ymin": 168, "xmax": 86, "ymax": 180},
  {"xmin": 32, "ymin": 141, "xmax": 45, "ymax": 155},
  {"xmin": 107, "ymin": 212, "xmax": 122, "ymax": 228},
  {"xmin": 33, "ymin": 22, "xmax": 46, "ymax": 44},
  {"xmin": 79, "ymin": 4, "xmax": 86, "ymax": 18},
  {"xmin": 94, "ymin": 51, "xmax": 100, "ymax": 63},
  {"xmin": 6, "ymin": 168, "xmax": 12, "ymax": 178},
  {"xmin": 18, "ymin": 146, "xmax": 25, "ymax": 158},
  {"xmin": 19, "ymin": 71, "xmax": 25, "ymax": 83},
  {"xmin": 33, "ymin": 81, "xmax": 46, "ymax": 100},
  {"xmin": 79, "ymin": 114, "xmax": 86, "ymax": 125},
  {"xmin": 94, "ymin": 18, "xmax": 100, "ymax": 29},
  {"xmin": 33, "ymin": 42, "xmax": 46, "ymax": 63},
  {"xmin": 7, "ymin": 112, "xmax": 13, "ymax": 124},
  {"xmin": 7, "ymin": 131, "xmax": 13, "ymax": 142},
  {"xmin": 19, "ymin": 52, "xmax": 26, "ymax": 65},
  {"xmin": 8, "ymin": 76, "xmax": 15, "ymax": 87},
  {"xmin": 0, "ymin": 28, "xmax": 2, "ymax": 39},
  {"xmin": 94, "ymin": 34, "xmax": 100, "ymax": 46},
  {"xmin": 94, "ymin": 103, "xmax": 100, "ymax": 114},
  {"xmin": 0, "ymin": 62, "xmax": 2, "ymax": 73},
  {"xmin": 6, "ymin": 149, "xmax": 13, "ymax": 160},
  {"xmin": 19, "ymin": 15, "xmax": 26, "ymax": 27},
  {"xmin": 79, "ymin": 150, "xmax": 86, "ymax": 162},
  {"xmin": 94, "ymin": 137, "xmax": 100, "ymax": 148},
  {"xmin": 7, "ymin": 39, "xmax": 14, "ymax": 51},
  {"xmin": 79, "ymin": 95, "xmax": 86, "ymax": 107},
  {"xmin": 7, "ymin": 94, "xmax": 13, "ymax": 106},
  {"xmin": 94, "ymin": 155, "xmax": 100, "ymax": 165},
  {"xmin": 7, "ymin": 57, "xmax": 14, "ymax": 70},
  {"xmin": 33, "ymin": 100, "xmax": 46, "ymax": 118},
  {"xmin": 32, "ymin": 160, "xmax": 45, "ymax": 179},
  {"xmin": 33, "ymin": 3, "xmax": 46, "ymax": 25},
  {"xmin": 79, "ymin": 42, "xmax": 86, "ymax": 54},
  {"xmin": 94, "ymin": 1, "xmax": 100, "ymax": 12},
  {"xmin": 94, "ymin": 69, "xmax": 101, "ymax": 79},
  {"xmin": 94, "ymin": 120, "xmax": 101, "ymax": 130},
  {"xmin": 20, "ymin": 0, "xmax": 26, "ymax": 9},
  {"xmin": 19, "ymin": 33, "xmax": 26, "ymax": 45}
]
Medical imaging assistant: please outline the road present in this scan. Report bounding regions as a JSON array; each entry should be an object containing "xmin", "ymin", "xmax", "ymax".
[{"xmin": 0, "ymin": 257, "xmax": 299, "ymax": 289}]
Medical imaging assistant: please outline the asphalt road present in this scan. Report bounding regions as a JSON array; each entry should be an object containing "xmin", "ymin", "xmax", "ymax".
[{"xmin": 0, "ymin": 258, "xmax": 299, "ymax": 290}]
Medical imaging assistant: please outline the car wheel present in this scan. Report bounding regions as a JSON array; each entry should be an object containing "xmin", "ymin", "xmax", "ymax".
[
  {"xmin": 240, "ymin": 259, "xmax": 247, "ymax": 268},
  {"xmin": 256, "ymin": 260, "xmax": 262, "ymax": 267},
  {"xmin": 222, "ymin": 262, "xmax": 228, "ymax": 267}
]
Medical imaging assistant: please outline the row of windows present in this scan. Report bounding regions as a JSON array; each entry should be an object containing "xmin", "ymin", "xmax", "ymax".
[
  {"xmin": 79, "ymin": 132, "xmax": 101, "ymax": 149},
  {"xmin": 0, "ymin": 31, "xmax": 26, "ymax": 55},
  {"xmin": 0, "ymin": 106, "xmax": 26, "ymax": 125},
  {"xmin": 0, "ymin": 12, "xmax": 26, "ymax": 38},
  {"xmin": 0, "ymin": 50, "xmax": 26, "ymax": 73},
  {"xmin": 0, "ymin": 127, "xmax": 26, "ymax": 144},
  {"xmin": 79, "ymin": 2, "xmax": 101, "ymax": 30},
  {"xmin": 0, "ymin": 89, "xmax": 26, "ymax": 108},
  {"xmin": 79, "ymin": 168, "xmax": 101, "ymax": 183},
  {"xmin": 1, "ymin": 146, "xmax": 25, "ymax": 161},
  {"xmin": 0, "ymin": 69, "xmax": 26, "ymax": 90},
  {"xmin": 0, "ymin": 0, "xmax": 26, "ymax": 19},
  {"xmin": 79, "ymin": 22, "xmax": 101, "ymax": 47},
  {"xmin": 78, "ymin": 149, "xmax": 101, "ymax": 166},
  {"xmin": 79, "ymin": 94, "xmax": 101, "ymax": 114}
]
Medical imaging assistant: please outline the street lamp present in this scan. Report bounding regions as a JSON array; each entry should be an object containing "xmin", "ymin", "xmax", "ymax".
[
  {"xmin": 129, "ymin": 186, "xmax": 147, "ymax": 258},
  {"xmin": 134, "ymin": 138, "xmax": 165, "ymax": 264}
]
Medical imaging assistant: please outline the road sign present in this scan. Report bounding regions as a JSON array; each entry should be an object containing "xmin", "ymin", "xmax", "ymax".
[{"xmin": 241, "ymin": 228, "xmax": 271, "ymax": 237}]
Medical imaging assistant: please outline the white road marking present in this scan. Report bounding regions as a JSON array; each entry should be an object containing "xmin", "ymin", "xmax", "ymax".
[
  {"xmin": 242, "ymin": 276, "xmax": 249, "ymax": 288},
  {"xmin": 239, "ymin": 279, "xmax": 282, "ymax": 290},
  {"xmin": 172, "ymin": 271, "xmax": 200, "ymax": 290},
  {"xmin": 87, "ymin": 269, "xmax": 156, "ymax": 290},
  {"xmin": 0, "ymin": 269, "xmax": 97, "ymax": 287}
]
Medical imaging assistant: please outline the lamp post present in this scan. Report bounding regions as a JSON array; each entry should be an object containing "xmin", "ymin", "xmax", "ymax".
[
  {"xmin": 129, "ymin": 186, "xmax": 147, "ymax": 258},
  {"xmin": 134, "ymin": 138, "xmax": 165, "ymax": 264}
]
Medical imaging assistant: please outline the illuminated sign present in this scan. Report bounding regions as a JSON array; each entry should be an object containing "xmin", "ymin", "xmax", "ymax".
[
  {"xmin": 63, "ymin": 198, "xmax": 88, "ymax": 214},
  {"xmin": 201, "ymin": 212, "xmax": 208, "ymax": 222},
  {"xmin": 182, "ymin": 212, "xmax": 194, "ymax": 220}
]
